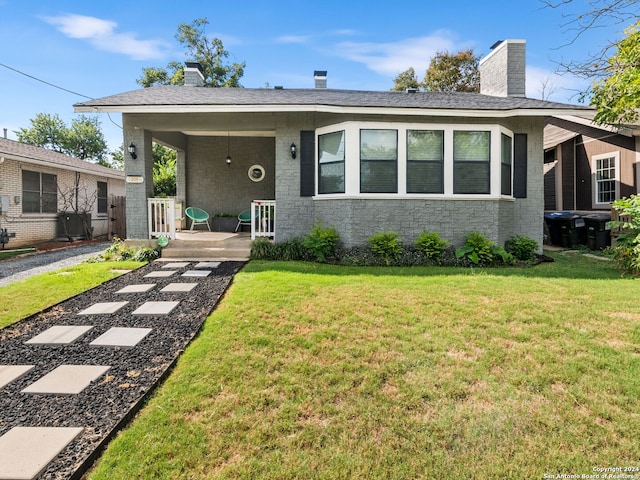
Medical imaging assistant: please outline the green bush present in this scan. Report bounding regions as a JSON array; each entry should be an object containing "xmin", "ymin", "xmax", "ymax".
[
  {"xmin": 95, "ymin": 238, "xmax": 160, "ymax": 262},
  {"xmin": 369, "ymin": 231, "xmax": 403, "ymax": 265},
  {"xmin": 302, "ymin": 224, "xmax": 339, "ymax": 263},
  {"xmin": 607, "ymin": 195, "xmax": 640, "ymax": 275},
  {"xmin": 455, "ymin": 231, "xmax": 512, "ymax": 266},
  {"xmin": 250, "ymin": 238, "xmax": 308, "ymax": 261},
  {"xmin": 415, "ymin": 231, "xmax": 448, "ymax": 259},
  {"xmin": 505, "ymin": 235, "xmax": 538, "ymax": 262}
]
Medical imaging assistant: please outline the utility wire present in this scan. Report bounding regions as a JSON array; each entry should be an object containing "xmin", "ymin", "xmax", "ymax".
[{"xmin": 0, "ymin": 62, "xmax": 123, "ymax": 130}]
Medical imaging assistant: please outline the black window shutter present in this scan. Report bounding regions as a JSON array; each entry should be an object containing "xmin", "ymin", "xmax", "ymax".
[
  {"xmin": 513, "ymin": 133, "xmax": 527, "ymax": 198},
  {"xmin": 300, "ymin": 130, "xmax": 315, "ymax": 197}
]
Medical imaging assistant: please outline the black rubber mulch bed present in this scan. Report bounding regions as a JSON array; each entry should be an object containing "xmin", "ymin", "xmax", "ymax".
[{"xmin": 0, "ymin": 260, "xmax": 245, "ymax": 480}]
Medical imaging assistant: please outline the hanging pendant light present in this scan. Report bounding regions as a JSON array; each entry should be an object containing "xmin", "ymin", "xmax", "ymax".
[{"xmin": 226, "ymin": 132, "xmax": 231, "ymax": 167}]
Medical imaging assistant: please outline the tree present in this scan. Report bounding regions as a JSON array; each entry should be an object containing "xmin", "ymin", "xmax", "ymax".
[
  {"xmin": 16, "ymin": 113, "xmax": 110, "ymax": 165},
  {"xmin": 138, "ymin": 18, "xmax": 245, "ymax": 88},
  {"xmin": 152, "ymin": 144, "xmax": 177, "ymax": 197},
  {"xmin": 391, "ymin": 67, "xmax": 420, "ymax": 91},
  {"xmin": 590, "ymin": 21, "xmax": 640, "ymax": 125},
  {"xmin": 422, "ymin": 50, "xmax": 480, "ymax": 93},
  {"xmin": 391, "ymin": 50, "xmax": 480, "ymax": 93}
]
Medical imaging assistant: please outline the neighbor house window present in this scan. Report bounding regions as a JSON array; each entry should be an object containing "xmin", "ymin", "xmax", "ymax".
[
  {"xmin": 593, "ymin": 152, "xmax": 618, "ymax": 204},
  {"xmin": 318, "ymin": 130, "xmax": 345, "ymax": 194},
  {"xmin": 407, "ymin": 130, "xmax": 444, "ymax": 194},
  {"xmin": 453, "ymin": 131, "xmax": 490, "ymax": 194},
  {"xmin": 501, "ymin": 133, "xmax": 512, "ymax": 196},
  {"xmin": 97, "ymin": 181, "xmax": 108, "ymax": 214},
  {"xmin": 22, "ymin": 170, "xmax": 57, "ymax": 214},
  {"xmin": 360, "ymin": 129, "xmax": 397, "ymax": 193}
]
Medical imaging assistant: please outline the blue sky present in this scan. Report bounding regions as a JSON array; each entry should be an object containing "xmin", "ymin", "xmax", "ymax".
[{"xmin": 0, "ymin": 0, "xmax": 626, "ymax": 152}]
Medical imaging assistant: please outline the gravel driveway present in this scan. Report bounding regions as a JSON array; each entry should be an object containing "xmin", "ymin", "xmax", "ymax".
[{"xmin": 0, "ymin": 242, "xmax": 109, "ymax": 287}]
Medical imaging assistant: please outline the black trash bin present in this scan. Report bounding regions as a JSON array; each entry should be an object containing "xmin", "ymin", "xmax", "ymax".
[
  {"xmin": 544, "ymin": 211, "xmax": 571, "ymax": 246},
  {"xmin": 584, "ymin": 213, "xmax": 611, "ymax": 250},
  {"xmin": 557, "ymin": 213, "xmax": 586, "ymax": 248}
]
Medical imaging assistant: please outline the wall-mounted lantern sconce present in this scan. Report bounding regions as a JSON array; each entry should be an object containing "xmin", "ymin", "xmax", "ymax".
[
  {"xmin": 127, "ymin": 142, "xmax": 137, "ymax": 159},
  {"xmin": 290, "ymin": 142, "xmax": 297, "ymax": 159}
]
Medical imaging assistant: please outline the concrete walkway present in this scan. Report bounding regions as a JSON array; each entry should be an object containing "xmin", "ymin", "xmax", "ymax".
[{"xmin": 0, "ymin": 259, "xmax": 243, "ymax": 479}]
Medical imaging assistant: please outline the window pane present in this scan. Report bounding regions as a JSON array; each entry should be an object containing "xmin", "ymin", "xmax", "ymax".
[
  {"xmin": 42, "ymin": 174, "xmax": 57, "ymax": 194},
  {"xmin": 454, "ymin": 163, "xmax": 490, "ymax": 194},
  {"xmin": 42, "ymin": 193, "xmax": 57, "ymax": 213},
  {"xmin": 22, "ymin": 192, "xmax": 40, "ymax": 213},
  {"xmin": 595, "ymin": 155, "xmax": 616, "ymax": 203},
  {"xmin": 408, "ymin": 130, "xmax": 443, "ymax": 160},
  {"xmin": 22, "ymin": 170, "xmax": 40, "ymax": 192},
  {"xmin": 319, "ymin": 162, "xmax": 345, "ymax": 194},
  {"xmin": 97, "ymin": 181, "xmax": 108, "ymax": 214},
  {"xmin": 319, "ymin": 131, "xmax": 345, "ymax": 163},
  {"xmin": 361, "ymin": 130, "xmax": 397, "ymax": 160},
  {"xmin": 407, "ymin": 161, "xmax": 443, "ymax": 193},
  {"xmin": 361, "ymin": 161, "xmax": 397, "ymax": 193},
  {"xmin": 454, "ymin": 131, "xmax": 490, "ymax": 161}
]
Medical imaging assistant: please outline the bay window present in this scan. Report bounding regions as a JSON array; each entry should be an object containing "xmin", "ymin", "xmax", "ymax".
[
  {"xmin": 453, "ymin": 131, "xmax": 490, "ymax": 194},
  {"xmin": 501, "ymin": 134, "xmax": 512, "ymax": 196},
  {"xmin": 407, "ymin": 130, "xmax": 444, "ymax": 194}
]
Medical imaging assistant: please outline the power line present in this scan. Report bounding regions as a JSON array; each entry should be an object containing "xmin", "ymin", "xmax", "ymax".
[{"xmin": 0, "ymin": 62, "xmax": 123, "ymax": 130}]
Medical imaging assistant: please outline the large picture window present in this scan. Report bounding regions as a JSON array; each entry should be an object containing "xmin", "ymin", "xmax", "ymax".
[
  {"xmin": 22, "ymin": 170, "xmax": 57, "ymax": 214},
  {"xmin": 360, "ymin": 129, "xmax": 397, "ymax": 193},
  {"xmin": 453, "ymin": 131, "xmax": 490, "ymax": 194},
  {"xmin": 594, "ymin": 152, "xmax": 618, "ymax": 204},
  {"xmin": 318, "ymin": 130, "xmax": 345, "ymax": 194},
  {"xmin": 407, "ymin": 130, "xmax": 444, "ymax": 194},
  {"xmin": 501, "ymin": 133, "xmax": 512, "ymax": 196}
]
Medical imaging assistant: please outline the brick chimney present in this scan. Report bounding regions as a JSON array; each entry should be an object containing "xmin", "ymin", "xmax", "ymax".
[
  {"xmin": 314, "ymin": 70, "xmax": 327, "ymax": 89},
  {"xmin": 184, "ymin": 62, "xmax": 205, "ymax": 87},
  {"xmin": 480, "ymin": 39, "xmax": 526, "ymax": 97}
]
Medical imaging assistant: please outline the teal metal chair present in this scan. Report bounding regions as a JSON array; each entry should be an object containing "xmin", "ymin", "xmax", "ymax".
[
  {"xmin": 185, "ymin": 207, "xmax": 211, "ymax": 231},
  {"xmin": 235, "ymin": 209, "xmax": 255, "ymax": 232}
]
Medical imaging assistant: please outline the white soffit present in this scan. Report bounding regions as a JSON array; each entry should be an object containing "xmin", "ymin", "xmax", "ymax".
[{"xmin": 180, "ymin": 130, "xmax": 276, "ymax": 137}]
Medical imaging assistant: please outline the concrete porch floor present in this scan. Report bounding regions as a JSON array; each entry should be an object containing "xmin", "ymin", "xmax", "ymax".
[{"xmin": 159, "ymin": 231, "xmax": 252, "ymax": 260}]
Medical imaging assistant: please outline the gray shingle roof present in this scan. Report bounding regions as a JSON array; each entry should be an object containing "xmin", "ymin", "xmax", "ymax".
[
  {"xmin": 75, "ymin": 86, "xmax": 592, "ymax": 113},
  {"xmin": 0, "ymin": 137, "xmax": 124, "ymax": 178}
]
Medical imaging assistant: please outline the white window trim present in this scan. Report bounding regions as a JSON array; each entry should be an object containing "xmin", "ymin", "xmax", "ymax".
[
  {"xmin": 592, "ymin": 151, "xmax": 620, "ymax": 207},
  {"xmin": 315, "ymin": 121, "xmax": 514, "ymax": 199}
]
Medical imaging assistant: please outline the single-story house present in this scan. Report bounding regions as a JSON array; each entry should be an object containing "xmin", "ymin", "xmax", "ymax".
[
  {"xmin": 543, "ymin": 115, "xmax": 640, "ymax": 211},
  {"xmin": 0, "ymin": 136, "xmax": 125, "ymax": 248},
  {"xmin": 74, "ymin": 39, "xmax": 591, "ymax": 250}
]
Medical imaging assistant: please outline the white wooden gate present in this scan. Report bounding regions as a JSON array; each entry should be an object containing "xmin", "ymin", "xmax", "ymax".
[
  {"xmin": 148, "ymin": 198, "xmax": 176, "ymax": 239},
  {"xmin": 251, "ymin": 200, "xmax": 276, "ymax": 240}
]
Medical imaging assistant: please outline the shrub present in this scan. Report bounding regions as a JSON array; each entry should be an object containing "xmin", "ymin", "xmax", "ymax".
[
  {"xmin": 95, "ymin": 238, "xmax": 160, "ymax": 262},
  {"xmin": 607, "ymin": 195, "xmax": 640, "ymax": 275},
  {"xmin": 369, "ymin": 231, "xmax": 403, "ymax": 265},
  {"xmin": 302, "ymin": 224, "xmax": 339, "ymax": 262},
  {"xmin": 415, "ymin": 231, "xmax": 449, "ymax": 259},
  {"xmin": 455, "ymin": 231, "xmax": 513, "ymax": 266},
  {"xmin": 250, "ymin": 238, "xmax": 277, "ymax": 259},
  {"xmin": 505, "ymin": 235, "xmax": 538, "ymax": 262}
]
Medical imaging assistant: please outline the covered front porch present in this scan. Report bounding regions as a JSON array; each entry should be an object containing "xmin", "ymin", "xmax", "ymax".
[{"xmin": 158, "ymin": 231, "xmax": 252, "ymax": 260}]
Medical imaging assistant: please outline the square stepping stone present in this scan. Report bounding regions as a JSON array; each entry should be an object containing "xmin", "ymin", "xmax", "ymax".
[
  {"xmin": 77, "ymin": 301, "xmax": 128, "ymax": 315},
  {"xmin": 161, "ymin": 262, "xmax": 190, "ymax": 269},
  {"xmin": 160, "ymin": 282, "xmax": 198, "ymax": 293},
  {"xmin": 25, "ymin": 325, "xmax": 93, "ymax": 345},
  {"xmin": 22, "ymin": 365, "xmax": 111, "ymax": 395},
  {"xmin": 132, "ymin": 301, "xmax": 180, "ymax": 315},
  {"xmin": 144, "ymin": 270, "xmax": 175, "ymax": 278},
  {"xmin": 116, "ymin": 284, "xmax": 156, "ymax": 294},
  {"xmin": 182, "ymin": 270, "xmax": 211, "ymax": 277},
  {"xmin": 0, "ymin": 426, "xmax": 84, "ymax": 480},
  {"xmin": 195, "ymin": 261, "xmax": 220, "ymax": 269},
  {"xmin": 90, "ymin": 327, "xmax": 152, "ymax": 348},
  {"xmin": 0, "ymin": 365, "xmax": 35, "ymax": 389}
]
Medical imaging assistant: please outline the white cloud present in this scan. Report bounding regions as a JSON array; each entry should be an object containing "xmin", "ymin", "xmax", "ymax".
[
  {"xmin": 43, "ymin": 14, "xmax": 168, "ymax": 60},
  {"xmin": 526, "ymin": 65, "xmax": 590, "ymax": 103},
  {"xmin": 333, "ymin": 31, "xmax": 470, "ymax": 76},
  {"xmin": 275, "ymin": 35, "xmax": 312, "ymax": 44}
]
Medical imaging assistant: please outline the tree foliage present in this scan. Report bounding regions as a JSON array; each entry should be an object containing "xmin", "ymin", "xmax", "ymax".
[
  {"xmin": 138, "ymin": 18, "xmax": 245, "ymax": 88},
  {"xmin": 422, "ymin": 50, "xmax": 480, "ymax": 93},
  {"xmin": 391, "ymin": 50, "xmax": 480, "ymax": 93},
  {"xmin": 16, "ymin": 113, "xmax": 109, "ymax": 165},
  {"xmin": 590, "ymin": 21, "xmax": 640, "ymax": 125},
  {"xmin": 152, "ymin": 144, "xmax": 177, "ymax": 197}
]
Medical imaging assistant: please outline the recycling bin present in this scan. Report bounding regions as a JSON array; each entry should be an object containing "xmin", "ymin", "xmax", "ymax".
[
  {"xmin": 544, "ymin": 211, "xmax": 571, "ymax": 246},
  {"xmin": 557, "ymin": 214, "xmax": 586, "ymax": 248}
]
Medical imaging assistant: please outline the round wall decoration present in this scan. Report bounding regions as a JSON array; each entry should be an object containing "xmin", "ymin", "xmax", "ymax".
[{"xmin": 248, "ymin": 164, "xmax": 265, "ymax": 182}]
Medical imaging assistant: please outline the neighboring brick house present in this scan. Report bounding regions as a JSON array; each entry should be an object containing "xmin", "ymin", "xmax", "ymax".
[
  {"xmin": 0, "ymin": 137, "xmax": 125, "ymax": 248},
  {"xmin": 543, "ymin": 115, "xmax": 640, "ymax": 212},
  {"xmin": 75, "ymin": 39, "xmax": 591, "ymax": 250}
]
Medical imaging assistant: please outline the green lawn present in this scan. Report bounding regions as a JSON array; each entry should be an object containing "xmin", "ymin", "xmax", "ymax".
[
  {"xmin": 81, "ymin": 251, "xmax": 640, "ymax": 479},
  {"xmin": 0, "ymin": 262, "xmax": 143, "ymax": 329}
]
